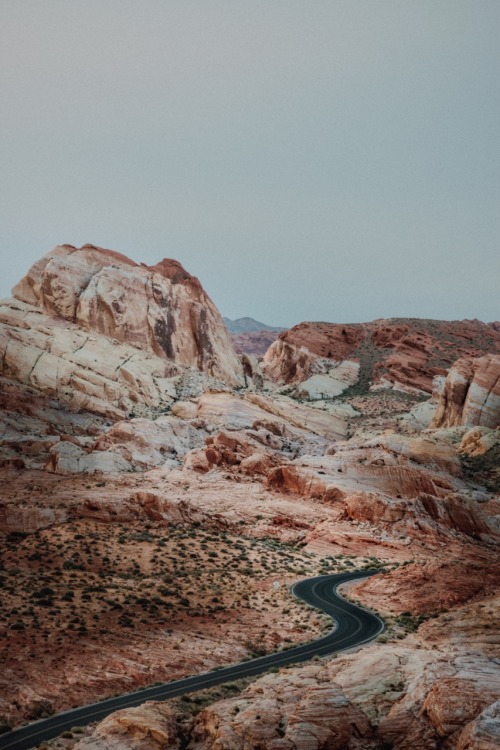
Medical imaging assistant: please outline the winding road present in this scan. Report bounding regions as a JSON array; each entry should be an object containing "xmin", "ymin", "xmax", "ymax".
[{"xmin": 0, "ymin": 569, "xmax": 384, "ymax": 750}]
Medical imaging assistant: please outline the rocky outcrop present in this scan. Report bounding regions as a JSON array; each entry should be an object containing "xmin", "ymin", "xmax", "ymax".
[
  {"xmin": 0, "ymin": 298, "xmax": 179, "ymax": 419},
  {"xmin": 263, "ymin": 319, "xmax": 500, "ymax": 394},
  {"xmin": 0, "ymin": 504, "xmax": 68, "ymax": 534},
  {"xmin": 184, "ymin": 430, "xmax": 280, "ymax": 476},
  {"xmin": 458, "ymin": 427, "xmax": 500, "ymax": 457},
  {"xmin": 12, "ymin": 244, "xmax": 244, "ymax": 386},
  {"xmin": 431, "ymin": 354, "xmax": 500, "ymax": 429},
  {"xmin": 47, "ymin": 416, "xmax": 206, "ymax": 474},
  {"xmin": 416, "ymin": 492, "xmax": 492, "ymax": 537},
  {"xmin": 195, "ymin": 391, "xmax": 351, "ymax": 442},
  {"xmin": 73, "ymin": 701, "xmax": 180, "ymax": 750},
  {"xmin": 457, "ymin": 700, "xmax": 500, "ymax": 750},
  {"xmin": 294, "ymin": 362, "xmax": 360, "ymax": 400},
  {"xmin": 369, "ymin": 432, "xmax": 462, "ymax": 475},
  {"xmin": 189, "ymin": 669, "xmax": 372, "ymax": 750},
  {"xmin": 351, "ymin": 560, "xmax": 500, "ymax": 614},
  {"xmin": 266, "ymin": 446, "xmax": 458, "ymax": 505},
  {"xmin": 379, "ymin": 654, "xmax": 500, "ymax": 750}
]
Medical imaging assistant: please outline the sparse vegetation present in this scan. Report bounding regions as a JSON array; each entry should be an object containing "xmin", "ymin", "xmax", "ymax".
[{"xmin": 0, "ymin": 515, "xmax": 396, "ymax": 726}]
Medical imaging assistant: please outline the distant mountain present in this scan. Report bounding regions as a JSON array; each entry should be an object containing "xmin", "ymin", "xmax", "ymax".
[{"xmin": 223, "ymin": 317, "xmax": 286, "ymax": 334}]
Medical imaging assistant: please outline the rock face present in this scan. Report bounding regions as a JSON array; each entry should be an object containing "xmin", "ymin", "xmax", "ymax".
[
  {"xmin": 431, "ymin": 354, "xmax": 500, "ymax": 429},
  {"xmin": 263, "ymin": 319, "xmax": 500, "ymax": 394},
  {"xmin": 195, "ymin": 391, "xmax": 352, "ymax": 441},
  {"xmin": 12, "ymin": 244, "xmax": 243, "ymax": 386},
  {"xmin": 189, "ymin": 669, "xmax": 372, "ymax": 750},
  {"xmin": 379, "ymin": 653, "xmax": 500, "ymax": 750},
  {"xmin": 73, "ymin": 702, "xmax": 180, "ymax": 750},
  {"xmin": 457, "ymin": 700, "xmax": 500, "ymax": 750},
  {"xmin": 0, "ymin": 298, "xmax": 179, "ymax": 419},
  {"xmin": 458, "ymin": 427, "xmax": 500, "ymax": 456},
  {"xmin": 351, "ymin": 559, "xmax": 500, "ymax": 615}
]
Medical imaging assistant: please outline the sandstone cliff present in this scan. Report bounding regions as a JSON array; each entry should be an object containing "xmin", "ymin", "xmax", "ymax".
[{"xmin": 11, "ymin": 244, "xmax": 243, "ymax": 386}]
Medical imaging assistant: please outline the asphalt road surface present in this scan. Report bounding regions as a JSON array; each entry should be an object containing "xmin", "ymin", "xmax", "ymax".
[{"xmin": 0, "ymin": 569, "xmax": 384, "ymax": 750}]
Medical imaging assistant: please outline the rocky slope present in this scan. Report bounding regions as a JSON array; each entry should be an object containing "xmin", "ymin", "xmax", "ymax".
[
  {"xmin": 55, "ymin": 590, "xmax": 500, "ymax": 749},
  {"xmin": 0, "ymin": 249, "xmax": 499, "ymax": 748},
  {"xmin": 263, "ymin": 318, "xmax": 500, "ymax": 396}
]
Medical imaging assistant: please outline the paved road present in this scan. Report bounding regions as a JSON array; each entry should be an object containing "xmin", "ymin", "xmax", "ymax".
[{"xmin": 0, "ymin": 569, "xmax": 384, "ymax": 750}]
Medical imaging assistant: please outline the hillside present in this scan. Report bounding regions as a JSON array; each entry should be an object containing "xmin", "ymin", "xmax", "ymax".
[{"xmin": 263, "ymin": 317, "xmax": 500, "ymax": 397}]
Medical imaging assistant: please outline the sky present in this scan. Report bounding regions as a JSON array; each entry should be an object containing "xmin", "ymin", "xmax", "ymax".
[{"xmin": 0, "ymin": 1, "xmax": 499, "ymax": 327}]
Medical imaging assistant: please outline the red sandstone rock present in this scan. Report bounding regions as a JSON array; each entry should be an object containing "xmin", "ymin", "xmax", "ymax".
[
  {"xmin": 263, "ymin": 319, "xmax": 500, "ymax": 393},
  {"xmin": 185, "ymin": 430, "xmax": 281, "ymax": 476},
  {"xmin": 351, "ymin": 559, "xmax": 500, "ymax": 615},
  {"xmin": 379, "ymin": 655, "xmax": 500, "ymax": 750}
]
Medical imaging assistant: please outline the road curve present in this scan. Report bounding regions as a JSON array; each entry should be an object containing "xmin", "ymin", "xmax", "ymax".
[{"xmin": 0, "ymin": 570, "xmax": 384, "ymax": 750}]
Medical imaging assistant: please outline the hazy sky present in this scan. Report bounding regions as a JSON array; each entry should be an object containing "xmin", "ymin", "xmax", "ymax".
[{"xmin": 1, "ymin": 1, "xmax": 499, "ymax": 327}]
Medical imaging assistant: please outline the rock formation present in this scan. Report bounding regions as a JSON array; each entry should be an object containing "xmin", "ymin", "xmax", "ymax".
[
  {"xmin": 431, "ymin": 354, "xmax": 500, "ymax": 429},
  {"xmin": 263, "ymin": 318, "xmax": 500, "ymax": 395},
  {"xmin": 11, "ymin": 244, "xmax": 243, "ymax": 386},
  {"xmin": 73, "ymin": 702, "xmax": 180, "ymax": 750},
  {"xmin": 0, "ymin": 298, "xmax": 179, "ymax": 420}
]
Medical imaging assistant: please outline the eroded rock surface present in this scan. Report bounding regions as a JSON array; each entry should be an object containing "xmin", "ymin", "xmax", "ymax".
[
  {"xmin": 73, "ymin": 703, "xmax": 180, "ymax": 750},
  {"xmin": 431, "ymin": 354, "xmax": 500, "ymax": 429},
  {"xmin": 0, "ymin": 298, "xmax": 181, "ymax": 419},
  {"xmin": 11, "ymin": 244, "xmax": 243, "ymax": 386},
  {"xmin": 263, "ymin": 319, "xmax": 500, "ymax": 394}
]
